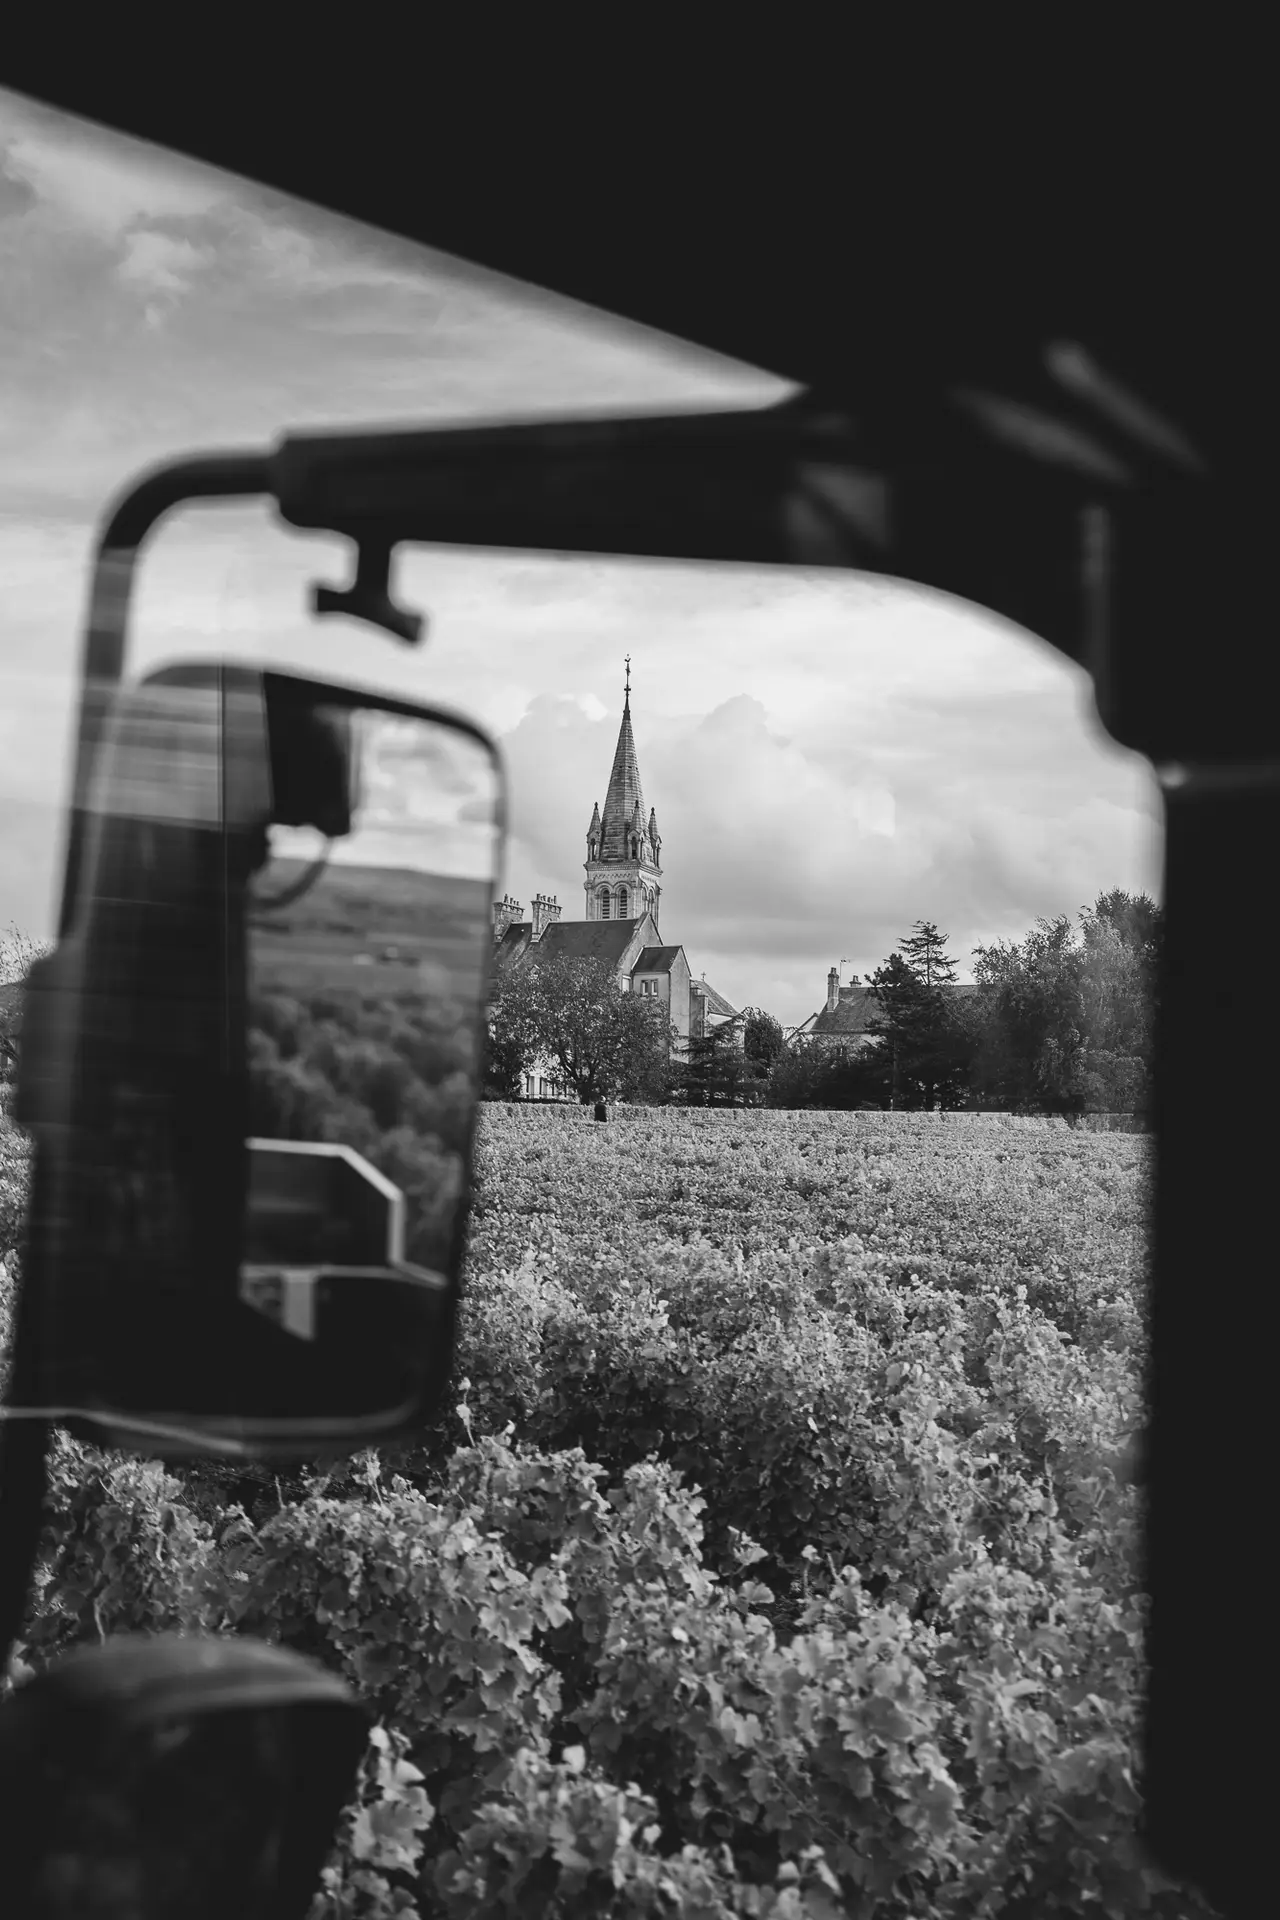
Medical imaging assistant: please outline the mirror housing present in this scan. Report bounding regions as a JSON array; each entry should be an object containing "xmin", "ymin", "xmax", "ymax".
[
  {"xmin": 9, "ymin": 662, "xmax": 505, "ymax": 1464},
  {"xmin": 266, "ymin": 393, "xmax": 1262, "ymax": 769},
  {"xmin": 0, "ymin": 1634, "xmax": 369, "ymax": 1920}
]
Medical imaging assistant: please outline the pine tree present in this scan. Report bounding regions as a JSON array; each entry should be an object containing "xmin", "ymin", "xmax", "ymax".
[
  {"xmin": 869, "ymin": 923, "xmax": 969, "ymax": 1109},
  {"xmin": 866, "ymin": 952, "xmax": 934, "ymax": 1109},
  {"xmin": 682, "ymin": 1021, "xmax": 765, "ymax": 1107},
  {"xmin": 897, "ymin": 920, "xmax": 960, "ymax": 988}
]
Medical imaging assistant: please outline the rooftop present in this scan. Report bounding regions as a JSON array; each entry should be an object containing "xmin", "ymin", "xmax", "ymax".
[
  {"xmin": 809, "ymin": 980, "xmax": 978, "ymax": 1037},
  {"xmin": 693, "ymin": 977, "xmax": 740, "ymax": 1020},
  {"xmin": 525, "ymin": 917, "xmax": 654, "ymax": 966},
  {"xmin": 632, "ymin": 945, "xmax": 685, "ymax": 976}
]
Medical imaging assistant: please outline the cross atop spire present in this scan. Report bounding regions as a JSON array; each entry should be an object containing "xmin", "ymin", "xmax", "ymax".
[{"xmin": 583, "ymin": 666, "xmax": 662, "ymax": 929}]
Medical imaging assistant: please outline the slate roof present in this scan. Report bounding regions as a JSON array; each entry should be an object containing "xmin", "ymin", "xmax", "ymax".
[
  {"xmin": 522, "ymin": 918, "xmax": 652, "ymax": 966},
  {"xmin": 808, "ymin": 980, "xmax": 978, "ymax": 1039},
  {"xmin": 632, "ymin": 945, "xmax": 684, "ymax": 976},
  {"xmin": 692, "ymin": 978, "xmax": 739, "ymax": 1020},
  {"xmin": 809, "ymin": 986, "xmax": 879, "ymax": 1039},
  {"xmin": 492, "ymin": 923, "xmax": 533, "ymax": 968}
]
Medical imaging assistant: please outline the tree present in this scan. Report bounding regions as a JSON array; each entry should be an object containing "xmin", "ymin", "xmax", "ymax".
[
  {"xmin": 483, "ymin": 989, "xmax": 535, "ymax": 1100},
  {"xmin": 1075, "ymin": 889, "xmax": 1162, "ymax": 1115},
  {"xmin": 680, "ymin": 1020, "xmax": 767, "ymax": 1107},
  {"xmin": 897, "ymin": 920, "xmax": 959, "ymax": 988},
  {"xmin": 968, "ymin": 891, "xmax": 1161, "ymax": 1118},
  {"xmin": 865, "ymin": 923, "xmax": 972, "ymax": 1110},
  {"xmin": 742, "ymin": 1007, "xmax": 786, "ymax": 1074},
  {"xmin": 970, "ymin": 916, "xmax": 1088, "ymax": 1116},
  {"xmin": 765, "ymin": 1034, "xmax": 890, "ymax": 1110},
  {"xmin": 0, "ymin": 922, "xmax": 51, "ymax": 984},
  {"xmin": 1081, "ymin": 887, "xmax": 1162, "ymax": 964},
  {"xmin": 0, "ymin": 923, "xmax": 52, "ymax": 1087},
  {"xmin": 764, "ymin": 1036, "xmax": 822, "ymax": 1109},
  {"xmin": 742, "ymin": 1007, "xmax": 785, "ymax": 1067},
  {"xmin": 488, "ymin": 953, "xmax": 673, "ymax": 1105},
  {"xmin": 893, "ymin": 920, "xmax": 972, "ymax": 1108}
]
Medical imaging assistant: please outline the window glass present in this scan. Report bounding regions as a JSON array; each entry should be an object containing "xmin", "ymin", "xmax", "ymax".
[{"xmin": 0, "ymin": 91, "xmax": 1161, "ymax": 1031}]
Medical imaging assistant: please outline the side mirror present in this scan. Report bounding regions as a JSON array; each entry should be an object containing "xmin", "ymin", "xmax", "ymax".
[
  {"xmin": 10, "ymin": 661, "xmax": 505, "ymax": 1464},
  {"xmin": 0, "ymin": 1634, "xmax": 369, "ymax": 1920}
]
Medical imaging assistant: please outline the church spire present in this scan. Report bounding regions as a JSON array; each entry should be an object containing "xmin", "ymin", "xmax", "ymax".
[
  {"xmin": 598, "ymin": 668, "xmax": 647, "ymax": 861},
  {"xmin": 583, "ymin": 660, "xmax": 663, "ymax": 927}
]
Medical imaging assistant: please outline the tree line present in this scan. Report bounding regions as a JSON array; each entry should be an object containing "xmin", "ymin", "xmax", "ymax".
[{"xmin": 484, "ymin": 888, "xmax": 1162, "ymax": 1118}]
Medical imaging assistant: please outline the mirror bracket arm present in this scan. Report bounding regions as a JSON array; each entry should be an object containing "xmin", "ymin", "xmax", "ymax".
[{"xmin": 312, "ymin": 537, "xmax": 425, "ymax": 645}]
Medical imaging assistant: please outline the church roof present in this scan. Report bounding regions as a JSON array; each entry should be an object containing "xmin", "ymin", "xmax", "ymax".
[
  {"xmin": 492, "ymin": 923, "xmax": 533, "ymax": 967},
  {"xmin": 528, "ymin": 920, "xmax": 648, "ymax": 965},
  {"xmin": 598, "ymin": 690, "xmax": 647, "ymax": 861},
  {"xmin": 692, "ymin": 978, "xmax": 739, "ymax": 1020},
  {"xmin": 632, "ymin": 945, "xmax": 684, "ymax": 975}
]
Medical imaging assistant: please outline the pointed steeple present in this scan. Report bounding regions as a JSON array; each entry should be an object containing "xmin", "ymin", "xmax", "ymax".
[
  {"xmin": 599, "ymin": 661, "xmax": 647, "ymax": 861},
  {"xmin": 583, "ymin": 659, "xmax": 663, "ymax": 929}
]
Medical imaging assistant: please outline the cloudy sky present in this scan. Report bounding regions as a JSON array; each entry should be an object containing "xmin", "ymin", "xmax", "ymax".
[{"xmin": 0, "ymin": 88, "xmax": 1162, "ymax": 1029}]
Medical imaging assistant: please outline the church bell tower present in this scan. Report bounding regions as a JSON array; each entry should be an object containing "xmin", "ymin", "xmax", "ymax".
[{"xmin": 584, "ymin": 657, "xmax": 662, "ymax": 927}]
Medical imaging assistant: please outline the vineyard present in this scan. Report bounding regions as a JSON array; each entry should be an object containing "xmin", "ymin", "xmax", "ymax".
[{"xmin": 0, "ymin": 1105, "xmax": 1216, "ymax": 1920}]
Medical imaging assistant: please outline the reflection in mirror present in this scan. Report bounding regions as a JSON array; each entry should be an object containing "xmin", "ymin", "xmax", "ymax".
[
  {"xmin": 11, "ymin": 672, "xmax": 504, "ymax": 1462},
  {"xmin": 215, "ymin": 696, "xmax": 503, "ymax": 1454},
  {"xmin": 243, "ymin": 706, "xmax": 500, "ymax": 1287}
]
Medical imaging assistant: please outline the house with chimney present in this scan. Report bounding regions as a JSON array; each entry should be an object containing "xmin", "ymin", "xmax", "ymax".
[
  {"xmin": 791, "ymin": 967, "xmax": 978, "ymax": 1056},
  {"xmin": 490, "ymin": 663, "xmax": 741, "ymax": 1099}
]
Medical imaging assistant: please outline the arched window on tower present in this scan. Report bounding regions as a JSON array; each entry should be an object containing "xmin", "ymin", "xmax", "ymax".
[
  {"xmin": 599, "ymin": 888, "xmax": 611, "ymax": 919},
  {"xmin": 618, "ymin": 887, "xmax": 629, "ymax": 918},
  {"xmin": 631, "ymin": 837, "xmax": 638, "ymax": 858},
  {"xmin": 589, "ymin": 840, "xmax": 596, "ymax": 860}
]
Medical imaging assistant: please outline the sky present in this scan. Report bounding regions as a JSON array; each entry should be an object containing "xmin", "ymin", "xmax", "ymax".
[{"xmin": 0, "ymin": 89, "xmax": 1162, "ymax": 1030}]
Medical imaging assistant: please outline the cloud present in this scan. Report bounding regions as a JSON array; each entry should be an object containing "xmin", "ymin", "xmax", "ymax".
[
  {"xmin": 489, "ymin": 661, "xmax": 1160, "ymax": 1024},
  {"xmin": 117, "ymin": 226, "xmax": 213, "ymax": 298},
  {"xmin": 0, "ymin": 149, "xmax": 37, "ymax": 218},
  {"xmin": 0, "ymin": 96, "xmax": 1161, "ymax": 1017},
  {"xmin": 0, "ymin": 114, "xmax": 226, "ymax": 241}
]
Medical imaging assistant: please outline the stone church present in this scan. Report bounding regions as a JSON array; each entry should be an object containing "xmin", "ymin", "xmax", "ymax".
[{"xmin": 491, "ymin": 666, "xmax": 740, "ymax": 1099}]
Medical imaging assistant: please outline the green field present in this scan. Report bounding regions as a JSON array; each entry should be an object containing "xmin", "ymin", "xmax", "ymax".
[
  {"xmin": 245, "ymin": 854, "xmax": 492, "ymax": 1274},
  {"xmin": 2, "ymin": 1099, "xmax": 1198, "ymax": 1917},
  {"xmin": 250, "ymin": 853, "xmax": 492, "ymax": 1005}
]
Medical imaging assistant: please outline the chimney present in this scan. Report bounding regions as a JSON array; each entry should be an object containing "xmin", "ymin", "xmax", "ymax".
[
  {"xmin": 492, "ymin": 894, "xmax": 524, "ymax": 941},
  {"xmin": 827, "ymin": 967, "xmax": 840, "ymax": 1012},
  {"xmin": 531, "ymin": 892, "xmax": 562, "ymax": 941}
]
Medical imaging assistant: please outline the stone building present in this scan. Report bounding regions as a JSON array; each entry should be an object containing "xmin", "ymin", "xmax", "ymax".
[
  {"xmin": 491, "ymin": 666, "xmax": 740, "ymax": 1097},
  {"xmin": 793, "ymin": 967, "xmax": 978, "ymax": 1055}
]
